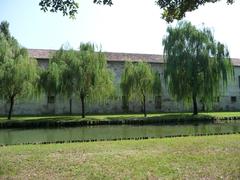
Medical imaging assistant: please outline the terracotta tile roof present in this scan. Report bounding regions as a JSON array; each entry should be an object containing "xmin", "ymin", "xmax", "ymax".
[
  {"xmin": 28, "ymin": 49, "xmax": 56, "ymax": 59},
  {"xmin": 230, "ymin": 58, "xmax": 240, "ymax": 67},
  {"xmin": 28, "ymin": 49, "xmax": 164, "ymax": 63},
  {"xmin": 105, "ymin": 52, "xmax": 163, "ymax": 63},
  {"xmin": 27, "ymin": 49, "xmax": 240, "ymax": 66}
]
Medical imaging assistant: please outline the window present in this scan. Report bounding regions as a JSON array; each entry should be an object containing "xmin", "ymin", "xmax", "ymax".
[
  {"xmin": 231, "ymin": 96, "xmax": 237, "ymax": 103},
  {"xmin": 47, "ymin": 96, "xmax": 55, "ymax": 104},
  {"xmin": 155, "ymin": 96, "xmax": 161, "ymax": 109},
  {"xmin": 238, "ymin": 76, "xmax": 240, "ymax": 88},
  {"xmin": 122, "ymin": 96, "xmax": 129, "ymax": 111},
  {"xmin": 215, "ymin": 96, "xmax": 220, "ymax": 102}
]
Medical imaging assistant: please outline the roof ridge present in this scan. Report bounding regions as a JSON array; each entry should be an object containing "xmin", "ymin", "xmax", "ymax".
[{"xmin": 27, "ymin": 49, "xmax": 240, "ymax": 65}]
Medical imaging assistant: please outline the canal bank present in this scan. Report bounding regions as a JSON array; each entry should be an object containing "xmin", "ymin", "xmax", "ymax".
[{"xmin": 1, "ymin": 112, "xmax": 240, "ymax": 129}]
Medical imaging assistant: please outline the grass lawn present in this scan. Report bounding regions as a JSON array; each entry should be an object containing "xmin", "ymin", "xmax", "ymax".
[
  {"xmin": 202, "ymin": 111, "xmax": 240, "ymax": 117},
  {"xmin": 0, "ymin": 112, "xmax": 239, "ymax": 129},
  {"xmin": 1, "ymin": 111, "xmax": 240, "ymax": 122},
  {"xmin": 0, "ymin": 113, "xmax": 162, "ymax": 122},
  {"xmin": 0, "ymin": 134, "xmax": 239, "ymax": 179}
]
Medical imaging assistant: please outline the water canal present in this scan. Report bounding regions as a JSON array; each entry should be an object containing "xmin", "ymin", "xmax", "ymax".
[{"xmin": 0, "ymin": 122, "xmax": 239, "ymax": 145}]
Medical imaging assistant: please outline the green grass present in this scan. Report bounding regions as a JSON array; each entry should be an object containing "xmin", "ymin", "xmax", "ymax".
[
  {"xmin": 0, "ymin": 135, "xmax": 239, "ymax": 179},
  {"xmin": 0, "ymin": 113, "xmax": 189, "ymax": 124},
  {"xmin": 202, "ymin": 111, "xmax": 240, "ymax": 117},
  {"xmin": 0, "ymin": 113, "xmax": 170, "ymax": 121},
  {"xmin": 1, "ymin": 112, "xmax": 240, "ymax": 124},
  {"xmin": 2, "ymin": 111, "xmax": 240, "ymax": 122}
]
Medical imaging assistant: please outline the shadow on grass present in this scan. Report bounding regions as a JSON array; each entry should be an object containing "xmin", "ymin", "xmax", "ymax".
[{"xmin": 0, "ymin": 113, "xmax": 219, "ymax": 129}]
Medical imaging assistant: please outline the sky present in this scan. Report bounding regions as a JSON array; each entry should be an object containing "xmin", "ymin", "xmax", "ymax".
[{"xmin": 0, "ymin": 0, "xmax": 240, "ymax": 58}]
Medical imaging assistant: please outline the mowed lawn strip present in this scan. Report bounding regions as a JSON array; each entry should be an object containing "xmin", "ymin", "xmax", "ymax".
[
  {"xmin": 0, "ymin": 134, "xmax": 239, "ymax": 179},
  {"xmin": 1, "ymin": 112, "xmax": 240, "ymax": 122}
]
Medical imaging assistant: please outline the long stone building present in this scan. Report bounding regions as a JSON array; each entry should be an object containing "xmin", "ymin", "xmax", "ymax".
[{"xmin": 1, "ymin": 48, "xmax": 240, "ymax": 115}]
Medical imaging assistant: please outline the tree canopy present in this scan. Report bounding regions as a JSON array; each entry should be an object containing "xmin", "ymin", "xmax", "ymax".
[
  {"xmin": 0, "ymin": 21, "xmax": 11, "ymax": 40},
  {"xmin": 76, "ymin": 43, "xmax": 114, "ymax": 118},
  {"xmin": 38, "ymin": 48, "xmax": 76, "ymax": 114},
  {"xmin": 0, "ymin": 22, "xmax": 39, "ymax": 119},
  {"xmin": 38, "ymin": 44, "xmax": 114, "ymax": 117},
  {"xmin": 156, "ymin": 0, "xmax": 234, "ymax": 22},
  {"xmin": 38, "ymin": 60, "xmax": 62, "ymax": 98},
  {"xmin": 54, "ymin": 48, "xmax": 77, "ymax": 114},
  {"xmin": 121, "ymin": 61, "xmax": 161, "ymax": 117},
  {"xmin": 39, "ymin": 0, "xmax": 235, "ymax": 22},
  {"xmin": 163, "ymin": 21, "xmax": 233, "ymax": 115},
  {"xmin": 48, "ymin": 43, "xmax": 114, "ymax": 118}
]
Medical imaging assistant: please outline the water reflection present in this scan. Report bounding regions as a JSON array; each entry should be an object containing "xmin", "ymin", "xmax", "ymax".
[
  {"xmin": 0, "ymin": 123, "xmax": 239, "ymax": 145},
  {"xmin": 232, "ymin": 124, "xmax": 239, "ymax": 132}
]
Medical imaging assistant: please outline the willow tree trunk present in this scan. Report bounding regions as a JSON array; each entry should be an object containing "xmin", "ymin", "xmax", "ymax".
[
  {"xmin": 80, "ymin": 95, "xmax": 85, "ymax": 118},
  {"xmin": 143, "ymin": 95, "xmax": 147, "ymax": 118},
  {"xmin": 8, "ymin": 96, "xmax": 15, "ymax": 120},
  {"xmin": 69, "ymin": 98, "xmax": 72, "ymax": 115},
  {"xmin": 192, "ymin": 93, "xmax": 198, "ymax": 115}
]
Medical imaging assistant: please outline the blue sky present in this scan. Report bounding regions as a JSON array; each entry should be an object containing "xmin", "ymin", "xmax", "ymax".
[{"xmin": 1, "ymin": 0, "xmax": 240, "ymax": 58}]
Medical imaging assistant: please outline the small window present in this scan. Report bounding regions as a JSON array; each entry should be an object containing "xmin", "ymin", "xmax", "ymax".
[
  {"xmin": 215, "ymin": 96, "xmax": 220, "ymax": 102},
  {"xmin": 231, "ymin": 96, "xmax": 237, "ymax": 103},
  {"xmin": 155, "ymin": 96, "xmax": 161, "ymax": 109},
  {"xmin": 122, "ymin": 96, "xmax": 129, "ymax": 111},
  {"xmin": 47, "ymin": 96, "xmax": 55, "ymax": 104},
  {"xmin": 238, "ymin": 76, "xmax": 240, "ymax": 88}
]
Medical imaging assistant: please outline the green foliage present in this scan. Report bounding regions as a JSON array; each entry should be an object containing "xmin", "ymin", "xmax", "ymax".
[
  {"xmin": 121, "ymin": 61, "xmax": 161, "ymax": 117},
  {"xmin": 153, "ymin": 71, "xmax": 162, "ymax": 95},
  {"xmin": 40, "ymin": 48, "xmax": 78, "ymax": 103},
  {"xmin": 56, "ymin": 49, "xmax": 77, "ymax": 99},
  {"xmin": 157, "ymin": 0, "xmax": 234, "ymax": 22},
  {"xmin": 39, "ymin": 62, "xmax": 62, "ymax": 96},
  {"xmin": 49, "ymin": 43, "xmax": 114, "ymax": 117},
  {"xmin": 75, "ymin": 43, "xmax": 114, "ymax": 100},
  {"xmin": 39, "ymin": 0, "xmax": 113, "ymax": 19},
  {"xmin": 0, "ymin": 21, "xmax": 11, "ymax": 41},
  {"xmin": 163, "ymin": 21, "xmax": 234, "ymax": 115},
  {"xmin": 120, "ymin": 62, "xmax": 134, "ymax": 106},
  {"xmin": 93, "ymin": 0, "xmax": 113, "ymax": 5},
  {"xmin": 39, "ymin": 0, "xmax": 234, "ymax": 22},
  {"xmin": 39, "ymin": 0, "xmax": 79, "ymax": 18},
  {"xmin": 76, "ymin": 43, "xmax": 114, "ymax": 118},
  {"xmin": 0, "ymin": 21, "xmax": 39, "ymax": 120},
  {"xmin": 0, "ymin": 52, "xmax": 39, "ymax": 98},
  {"xmin": 37, "ymin": 48, "xmax": 73, "ymax": 112},
  {"xmin": 56, "ymin": 49, "xmax": 79, "ymax": 114}
]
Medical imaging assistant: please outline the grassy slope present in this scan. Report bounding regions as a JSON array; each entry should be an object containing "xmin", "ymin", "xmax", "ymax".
[
  {"xmin": 0, "ymin": 135, "xmax": 239, "ymax": 179},
  {"xmin": 203, "ymin": 111, "xmax": 240, "ymax": 117},
  {"xmin": 1, "ymin": 112, "xmax": 240, "ymax": 122}
]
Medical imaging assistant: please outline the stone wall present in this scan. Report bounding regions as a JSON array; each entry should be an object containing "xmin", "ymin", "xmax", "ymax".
[{"xmin": 0, "ymin": 59, "xmax": 239, "ymax": 115}]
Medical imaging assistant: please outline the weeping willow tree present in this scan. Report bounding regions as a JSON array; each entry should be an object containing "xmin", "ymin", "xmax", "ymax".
[
  {"xmin": 40, "ymin": 47, "xmax": 77, "ymax": 114},
  {"xmin": 121, "ymin": 61, "xmax": 161, "ymax": 117},
  {"xmin": 41, "ymin": 44, "xmax": 114, "ymax": 117},
  {"xmin": 55, "ymin": 48, "xmax": 78, "ymax": 114},
  {"xmin": 72, "ymin": 43, "xmax": 114, "ymax": 118},
  {"xmin": 120, "ymin": 62, "xmax": 134, "ymax": 112},
  {"xmin": 0, "ymin": 22, "xmax": 39, "ymax": 119},
  {"xmin": 163, "ymin": 21, "xmax": 234, "ymax": 115},
  {"xmin": 38, "ymin": 59, "xmax": 62, "ymax": 104},
  {"xmin": 38, "ymin": 47, "xmax": 78, "ymax": 115}
]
